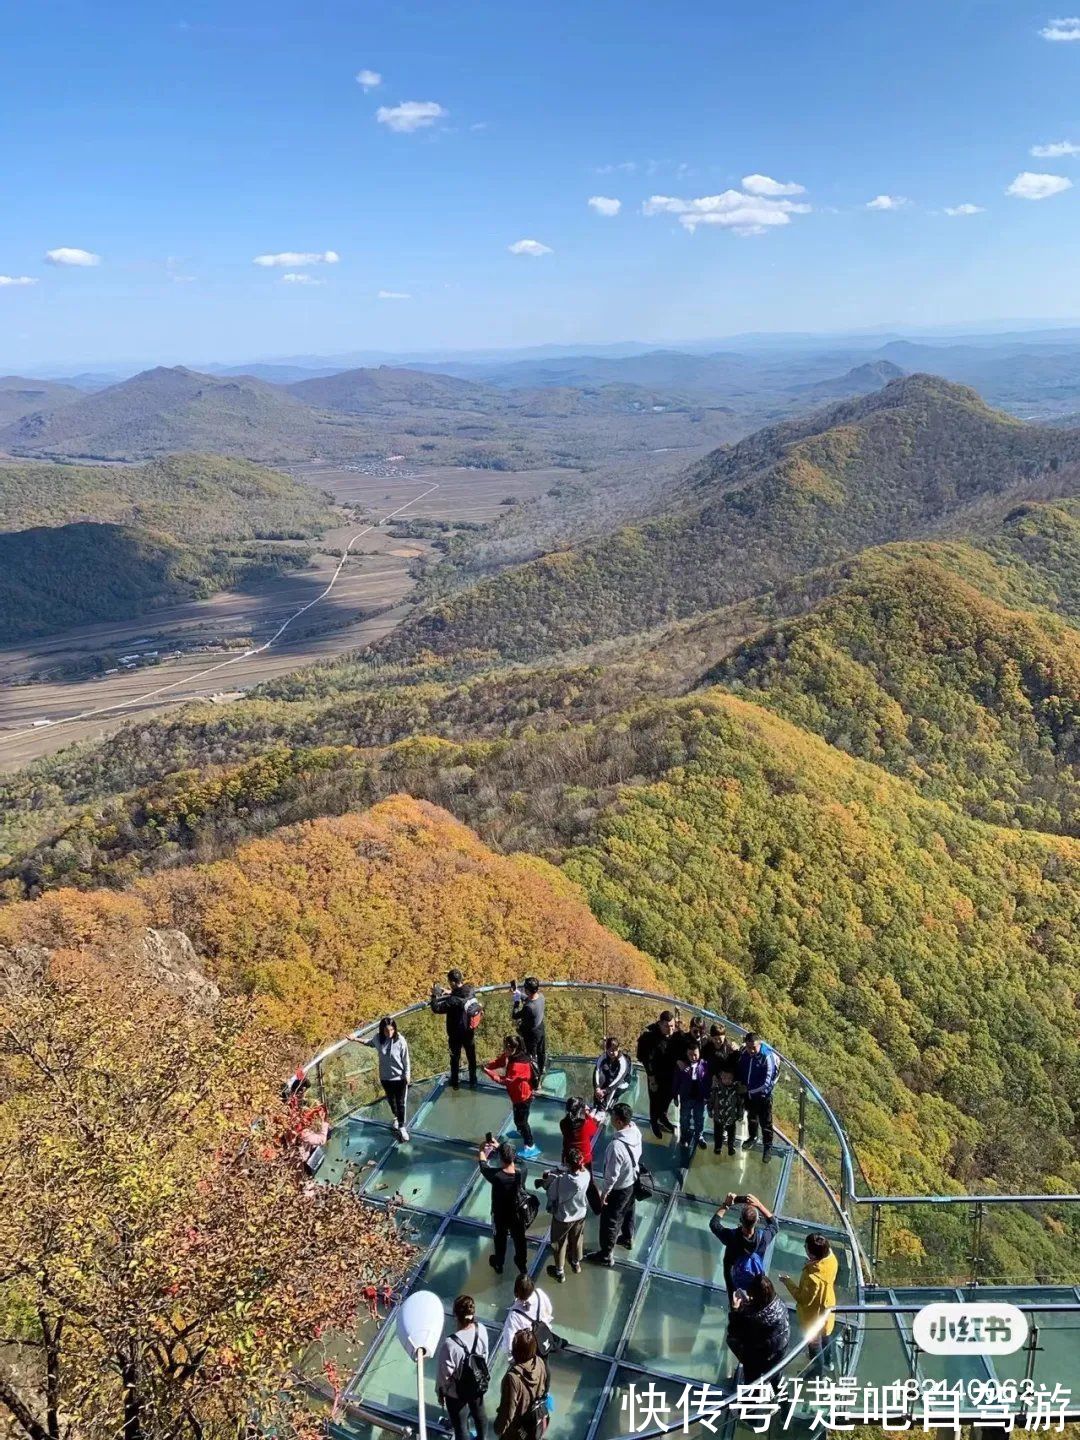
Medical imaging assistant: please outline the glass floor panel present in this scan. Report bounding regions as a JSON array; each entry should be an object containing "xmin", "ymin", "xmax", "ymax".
[
  {"xmin": 623, "ymin": 1273, "xmax": 735, "ymax": 1385},
  {"xmin": 782, "ymin": 1154, "xmax": 848, "ymax": 1230},
  {"xmin": 419, "ymin": 1220, "xmax": 539, "ymax": 1324},
  {"xmin": 541, "ymin": 1258, "xmax": 643, "ymax": 1355},
  {"xmin": 846, "ymin": 1310, "xmax": 915, "ymax": 1389},
  {"xmin": 679, "ymin": 1142, "xmax": 786, "ymax": 1209},
  {"xmin": 321, "ymin": 1121, "xmax": 397, "ymax": 1188},
  {"xmin": 621, "ymin": 1189, "xmax": 668, "ymax": 1264},
  {"xmin": 389, "ymin": 1206, "xmax": 444, "ymax": 1259},
  {"xmin": 413, "ymin": 1083, "xmax": 512, "ymax": 1142},
  {"xmin": 988, "ymin": 1312, "xmax": 1080, "ymax": 1387},
  {"xmin": 360, "ymin": 1135, "xmax": 477, "ymax": 1212},
  {"xmin": 350, "ymin": 1076, "xmax": 438, "ymax": 1126},
  {"xmin": 656, "ymin": 1196, "xmax": 730, "ymax": 1286}
]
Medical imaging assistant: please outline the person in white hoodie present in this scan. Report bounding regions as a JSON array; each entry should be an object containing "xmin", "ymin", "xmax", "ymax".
[
  {"xmin": 498, "ymin": 1272, "xmax": 554, "ymax": 1358},
  {"xmin": 587, "ymin": 1102, "xmax": 642, "ymax": 1268},
  {"xmin": 363, "ymin": 1016, "xmax": 412, "ymax": 1140}
]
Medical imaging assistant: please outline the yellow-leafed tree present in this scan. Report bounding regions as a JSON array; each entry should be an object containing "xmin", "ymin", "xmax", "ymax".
[{"xmin": 0, "ymin": 944, "xmax": 406, "ymax": 1440}]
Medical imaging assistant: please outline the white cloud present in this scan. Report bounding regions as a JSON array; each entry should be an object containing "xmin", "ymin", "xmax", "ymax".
[
  {"xmin": 1040, "ymin": 16, "xmax": 1080, "ymax": 39},
  {"xmin": 643, "ymin": 188, "xmax": 811, "ymax": 237},
  {"xmin": 44, "ymin": 247, "xmax": 100, "ymax": 267},
  {"xmin": 944, "ymin": 202, "xmax": 985, "ymax": 216},
  {"xmin": 376, "ymin": 100, "xmax": 447, "ymax": 132},
  {"xmin": 508, "ymin": 239, "xmax": 553, "ymax": 256},
  {"xmin": 378, "ymin": 289, "xmax": 412, "ymax": 299},
  {"xmin": 253, "ymin": 250, "xmax": 339, "ymax": 267},
  {"xmin": 280, "ymin": 272, "xmax": 324, "ymax": 285},
  {"xmin": 0, "ymin": 275, "xmax": 37, "ymax": 287},
  {"xmin": 587, "ymin": 195, "xmax": 622, "ymax": 216},
  {"xmin": 741, "ymin": 173, "xmax": 806, "ymax": 197},
  {"xmin": 866, "ymin": 194, "xmax": 910, "ymax": 211},
  {"xmin": 1032, "ymin": 140, "xmax": 1080, "ymax": 157},
  {"xmin": 1006, "ymin": 170, "xmax": 1073, "ymax": 200},
  {"xmin": 356, "ymin": 68, "xmax": 382, "ymax": 90},
  {"xmin": 597, "ymin": 161, "xmax": 637, "ymax": 175}
]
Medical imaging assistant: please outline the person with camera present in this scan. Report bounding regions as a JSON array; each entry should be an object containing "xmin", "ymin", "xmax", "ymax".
[
  {"xmin": 430, "ymin": 968, "xmax": 482, "ymax": 1090},
  {"xmin": 540, "ymin": 1145, "xmax": 591, "ymax": 1282},
  {"xmin": 726, "ymin": 1274, "xmax": 791, "ymax": 1386},
  {"xmin": 478, "ymin": 1138, "xmax": 531, "ymax": 1276},
  {"xmin": 709, "ymin": 1191, "xmax": 779, "ymax": 1300},
  {"xmin": 483, "ymin": 1035, "xmax": 542, "ymax": 1161},
  {"xmin": 559, "ymin": 1096, "xmax": 602, "ymax": 1169},
  {"xmin": 511, "ymin": 977, "xmax": 546, "ymax": 1079}
]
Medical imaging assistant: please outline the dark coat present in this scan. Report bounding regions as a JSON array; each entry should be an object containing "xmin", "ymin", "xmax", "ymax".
[{"xmin": 726, "ymin": 1295, "xmax": 791, "ymax": 1383}]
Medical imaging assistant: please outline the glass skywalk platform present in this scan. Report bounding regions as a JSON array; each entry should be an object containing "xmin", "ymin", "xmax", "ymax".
[{"xmin": 293, "ymin": 983, "xmax": 1080, "ymax": 1438}]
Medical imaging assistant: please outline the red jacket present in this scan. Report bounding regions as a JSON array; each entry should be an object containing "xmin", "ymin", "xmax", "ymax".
[
  {"xmin": 484, "ymin": 1052, "xmax": 534, "ymax": 1106},
  {"xmin": 560, "ymin": 1111, "xmax": 601, "ymax": 1165}
]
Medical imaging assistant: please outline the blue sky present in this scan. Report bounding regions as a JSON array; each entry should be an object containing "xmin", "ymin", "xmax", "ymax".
[{"xmin": 3, "ymin": 0, "xmax": 1080, "ymax": 367}]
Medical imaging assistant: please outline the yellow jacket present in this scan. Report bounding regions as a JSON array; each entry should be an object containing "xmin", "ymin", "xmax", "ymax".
[{"xmin": 782, "ymin": 1252, "xmax": 838, "ymax": 1336}]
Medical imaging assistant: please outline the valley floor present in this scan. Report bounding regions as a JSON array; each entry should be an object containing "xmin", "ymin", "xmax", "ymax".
[{"xmin": 0, "ymin": 463, "xmax": 563, "ymax": 770}]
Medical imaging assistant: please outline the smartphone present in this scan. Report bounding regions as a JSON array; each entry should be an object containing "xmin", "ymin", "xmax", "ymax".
[{"xmin": 485, "ymin": 1131, "xmax": 494, "ymax": 1144}]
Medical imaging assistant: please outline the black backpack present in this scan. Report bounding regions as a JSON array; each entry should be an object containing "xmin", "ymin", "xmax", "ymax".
[
  {"xmin": 520, "ymin": 1294, "xmax": 557, "ymax": 1360},
  {"xmin": 451, "ymin": 1330, "xmax": 490, "ymax": 1404},
  {"xmin": 515, "ymin": 1171, "xmax": 540, "ymax": 1227},
  {"xmin": 615, "ymin": 1136, "xmax": 655, "ymax": 1201}
]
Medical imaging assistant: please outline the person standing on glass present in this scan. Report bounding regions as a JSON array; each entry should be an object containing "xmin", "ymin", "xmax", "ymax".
[
  {"xmin": 431, "ymin": 967, "xmax": 481, "ymax": 1090},
  {"xmin": 673, "ymin": 1039, "xmax": 710, "ymax": 1158},
  {"xmin": 436, "ymin": 1293, "xmax": 490, "ymax": 1440},
  {"xmin": 636, "ymin": 1010, "xmax": 678, "ymax": 1138},
  {"xmin": 586, "ymin": 1102, "xmax": 642, "ymax": 1267},
  {"xmin": 478, "ymin": 1138, "xmax": 530, "ymax": 1277},
  {"xmin": 511, "ymin": 976, "xmax": 546, "ymax": 1079},
  {"xmin": 593, "ymin": 1035, "xmax": 632, "ymax": 1111},
  {"xmin": 483, "ymin": 1036, "xmax": 542, "ymax": 1161},
  {"xmin": 362, "ymin": 1015, "xmax": 411, "ymax": 1141},
  {"xmin": 737, "ymin": 1033, "xmax": 779, "ymax": 1164}
]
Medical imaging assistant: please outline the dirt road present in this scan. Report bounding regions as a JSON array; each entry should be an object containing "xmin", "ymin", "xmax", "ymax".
[{"xmin": 0, "ymin": 464, "xmax": 565, "ymax": 770}]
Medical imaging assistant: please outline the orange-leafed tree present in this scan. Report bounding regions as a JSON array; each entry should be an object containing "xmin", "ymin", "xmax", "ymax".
[{"xmin": 0, "ymin": 945, "xmax": 406, "ymax": 1440}]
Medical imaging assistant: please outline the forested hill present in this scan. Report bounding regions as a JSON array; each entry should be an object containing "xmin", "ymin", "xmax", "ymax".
[
  {"xmin": 0, "ymin": 452, "xmax": 336, "ymax": 539},
  {"xmin": 0, "ymin": 453, "xmax": 335, "ymax": 641},
  {"xmin": 0, "ymin": 522, "xmax": 309, "ymax": 644},
  {"xmin": 0, "ymin": 367, "xmax": 326, "ymax": 463},
  {"xmin": 375, "ymin": 375, "xmax": 1080, "ymax": 666}
]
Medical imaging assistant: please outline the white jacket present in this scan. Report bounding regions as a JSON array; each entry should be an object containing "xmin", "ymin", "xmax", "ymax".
[{"xmin": 498, "ymin": 1290, "xmax": 553, "ymax": 1357}]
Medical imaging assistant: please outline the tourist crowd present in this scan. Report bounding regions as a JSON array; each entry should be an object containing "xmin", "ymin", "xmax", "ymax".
[{"xmin": 293, "ymin": 976, "xmax": 840, "ymax": 1439}]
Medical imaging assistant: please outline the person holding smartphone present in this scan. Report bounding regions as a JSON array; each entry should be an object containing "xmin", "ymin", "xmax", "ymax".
[
  {"xmin": 710, "ymin": 1191, "xmax": 778, "ymax": 1300},
  {"xmin": 511, "ymin": 977, "xmax": 546, "ymax": 1080}
]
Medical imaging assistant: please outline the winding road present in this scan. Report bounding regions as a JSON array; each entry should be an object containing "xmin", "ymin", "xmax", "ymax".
[{"xmin": 0, "ymin": 482, "xmax": 439, "ymax": 753}]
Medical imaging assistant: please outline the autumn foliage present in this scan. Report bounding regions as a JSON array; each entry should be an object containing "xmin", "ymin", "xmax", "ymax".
[{"xmin": 0, "ymin": 946, "xmax": 407, "ymax": 1440}]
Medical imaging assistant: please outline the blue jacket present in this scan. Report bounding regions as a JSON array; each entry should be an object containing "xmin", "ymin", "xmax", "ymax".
[{"xmin": 736, "ymin": 1045, "xmax": 778, "ymax": 1098}]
